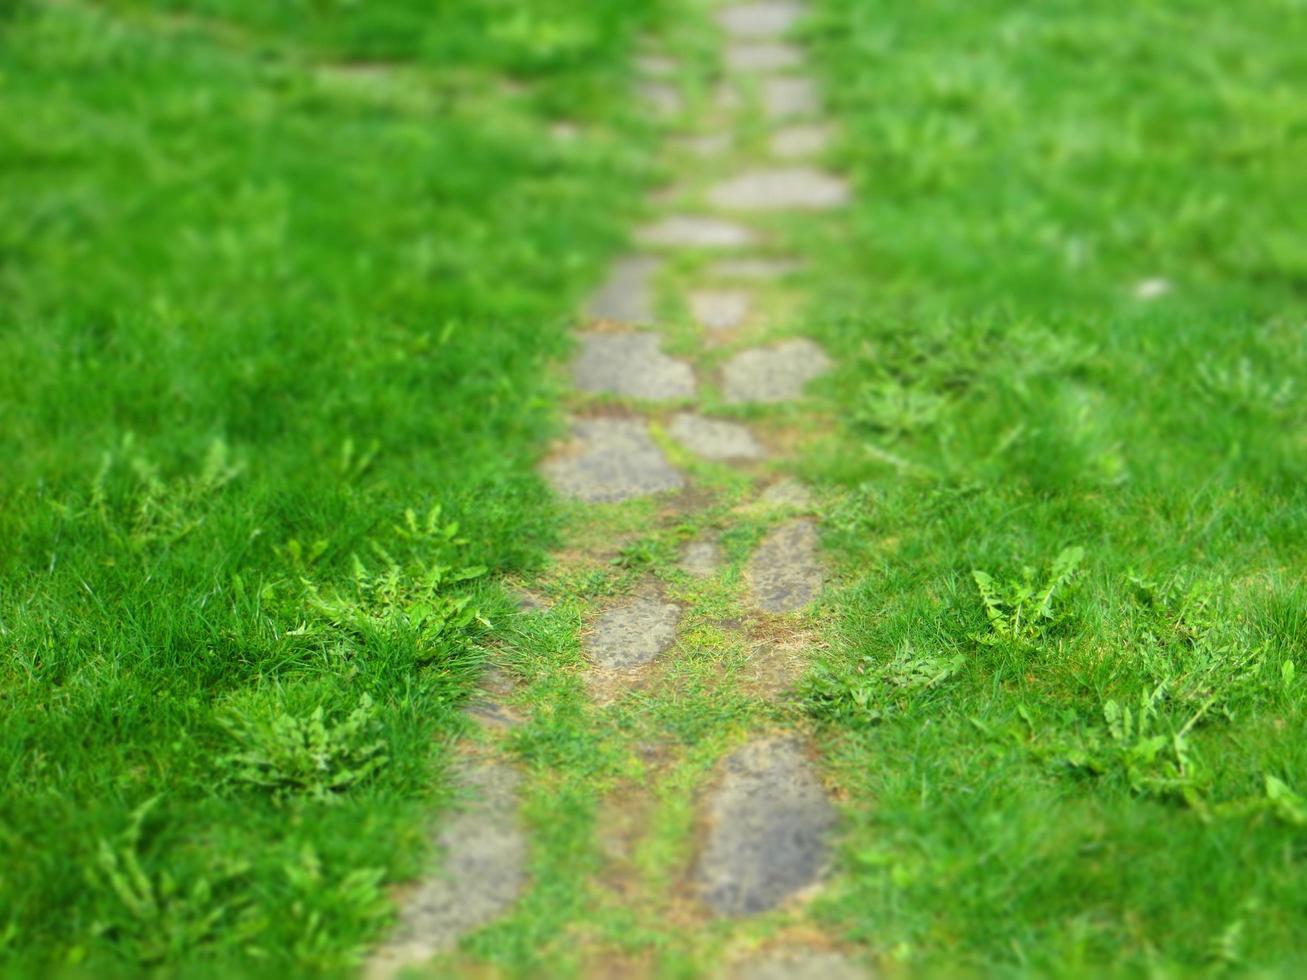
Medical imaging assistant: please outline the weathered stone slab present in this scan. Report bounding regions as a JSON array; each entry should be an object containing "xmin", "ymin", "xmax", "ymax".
[
  {"xmin": 770, "ymin": 124, "xmax": 833, "ymax": 159},
  {"xmin": 680, "ymin": 538, "xmax": 722, "ymax": 578},
  {"xmin": 689, "ymin": 290, "xmax": 751, "ymax": 331},
  {"xmin": 573, "ymin": 332, "xmax": 696, "ymax": 400},
  {"xmin": 707, "ymin": 257, "xmax": 803, "ymax": 281},
  {"xmin": 639, "ymin": 81, "xmax": 682, "ymax": 118},
  {"xmin": 680, "ymin": 133, "xmax": 734, "ymax": 159},
  {"xmin": 728, "ymin": 949, "xmax": 869, "ymax": 980},
  {"xmin": 725, "ymin": 42, "xmax": 802, "ymax": 72},
  {"xmin": 762, "ymin": 77, "xmax": 820, "ymax": 119},
  {"xmin": 759, "ymin": 478, "xmax": 814, "ymax": 510},
  {"xmin": 670, "ymin": 413, "xmax": 765, "ymax": 462},
  {"xmin": 717, "ymin": 2, "xmax": 805, "ymax": 39},
  {"xmin": 746, "ymin": 519, "xmax": 822, "ymax": 612},
  {"xmin": 369, "ymin": 761, "xmax": 525, "ymax": 977},
  {"xmin": 586, "ymin": 255, "xmax": 660, "ymax": 324},
  {"xmin": 637, "ymin": 53, "xmax": 677, "ymax": 77},
  {"xmin": 587, "ymin": 595, "xmax": 681, "ymax": 669},
  {"xmin": 695, "ymin": 737, "xmax": 836, "ymax": 916},
  {"xmin": 708, "ymin": 168, "xmax": 850, "ymax": 211},
  {"xmin": 636, "ymin": 215, "xmax": 757, "ymax": 249},
  {"xmin": 543, "ymin": 418, "xmax": 684, "ymax": 502},
  {"xmin": 722, "ymin": 339, "xmax": 831, "ymax": 404}
]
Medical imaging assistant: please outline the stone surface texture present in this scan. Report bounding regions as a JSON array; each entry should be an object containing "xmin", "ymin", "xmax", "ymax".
[
  {"xmin": 695, "ymin": 737, "xmax": 836, "ymax": 916},
  {"xmin": 746, "ymin": 519, "xmax": 822, "ymax": 612},
  {"xmin": 681, "ymin": 133, "xmax": 734, "ymax": 158},
  {"xmin": 725, "ymin": 42, "xmax": 802, "ymax": 71},
  {"xmin": 708, "ymin": 168, "xmax": 850, "ymax": 211},
  {"xmin": 762, "ymin": 77, "xmax": 820, "ymax": 119},
  {"xmin": 707, "ymin": 258, "xmax": 803, "ymax": 281},
  {"xmin": 543, "ymin": 418, "xmax": 684, "ymax": 502},
  {"xmin": 727, "ymin": 949, "xmax": 869, "ymax": 980},
  {"xmin": 586, "ymin": 255, "xmax": 660, "ymax": 324},
  {"xmin": 689, "ymin": 290, "xmax": 751, "ymax": 331},
  {"xmin": 636, "ymin": 215, "xmax": 757, "ymax": 249},
  {"xmin": 717, "ymin": 2, "xmax": 805, "ymax": 38},
  {"xmin": 639, "ymin": 81, "xmax": 682, "ymax": 117},
  {"xmin": 770, "ymin": 124, "xmax": 832, "ymax": 159},
  {"xmin": 369, "ymin": 762, "xmax": 525, "ymax": 977},
  {"xmin": 722, "ymin": 339, "xmax": 831, "ymax": 404},
  {"xmin": 669, "ymin": 413, "xmax": 765, "ymax": 461},
  {"xmin": 680, "ymin": 538, "xmax": 722, "ymax": 578},
  {"xmin": 587, "ymin": 595, "xmax": 682, "ymax": 669},
  {"xmin": 572, "ymin": 332, "xmax": 696, "ymax": 400}
]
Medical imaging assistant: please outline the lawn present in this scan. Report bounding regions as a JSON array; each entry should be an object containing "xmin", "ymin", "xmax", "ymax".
[
  {"xmin": 0, "ymin": 0, "xmax": 665, "ymax": 973},
  {"xmin": 2, "ymin": 0, "xmax": 1304, "ymax": 977},
  {"xmin": 802, "ymin": 0, "xmax": 1307, "ymax": 974}
]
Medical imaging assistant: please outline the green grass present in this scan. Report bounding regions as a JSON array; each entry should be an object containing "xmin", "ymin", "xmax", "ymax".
[
  {"xmin": 4, "ymin": 0, "xmax": 1306, "ymax": 976},
  {"xmin": 803, "ymin": 0, "xmax": 1307, "ymax": 974},
  {"xmin": 0, "ymin": 0, "xmax": 667, "ymax": 973}
]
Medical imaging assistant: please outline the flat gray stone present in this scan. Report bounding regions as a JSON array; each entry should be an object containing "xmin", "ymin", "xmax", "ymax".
[
  {"xmin": 770, "ymin": 124, "xmax": 832, "ymax": 159},
  {"xmin": 543, "ymin": 418, "xmax": 684, "ymax": 502},
  {"xmin": 746, "ymin": 519, "xmax": 822, "ymax": 612},
  {"xmin": 722, "ymin": 339, "xmax": 831, "ymax": 404},
  {"xmin": 717, "ymin": 2, "xmax": 805, "ymax": 39},
  {"xmin": 762, "ymin": 77, "xmax": 820, "ymax": 119},
  {"xmin": 573, "ymin": 332, "xmax": 696, "ymax": 400},
  {"xmin": 636, "ymin": 215, "xmax": 757, "ymax": 249},
  {"xmin": 690, "ymin": 290, "xmax": 751, "ymax": 331},
  {"xmin": 709, "ymin": 168, "xmax": 850, "ymax": 211},
  {"xmin": 637, "ymin": 54, "xmax": 677, "ymax": 77},
  {"xmin": 680, "ymin": 538, "xmax": 722, "ymax": 578},
  {"xmin": 587, "ymin": 595, "xmax": 681, "ymax": 669},
  {"xmin": 586, "ymin": 255, "xmax": 660, "ymax": 324},
  {"xmin": 725, "ymin": 41, "xmax": 803, "ymax": 72},
  {"xmin": 370, "ymin": 761, "xmax": 524, "ymax": 976},
  {"xmin": 680, "ymin": 133, "xmax": 734, "ymax": 158},
  {"xmin": 759, "ymin": 478, "xmax": 814, "ymax": 510},
  {"xmin": 639, "ymin": 81, "xmax": 682, "ymax": 118},
  {"xmin": 669, "ymin": 413, "xmax": 765, "ymax": 461},
  {"xmin": 695, "ymin": 737, "xmax": 836, "ymax": 916},
  {"xmin": 707, "ymin": 258, "xmax": 803, "ymax": 281},
  {"xmin": 728, "ymin": 950, "xmax": 869, "ymax": 980}
]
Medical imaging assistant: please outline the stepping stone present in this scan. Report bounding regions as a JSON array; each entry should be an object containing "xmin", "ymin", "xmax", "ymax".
[
  {"xmin": 746, "ymin": 519, "xmax": 822, "ymax": 612},
  {"xmin": 543, "ymin": 418, "xmax": 684, "ymax": 502},
  {"xmin": 669, "ymin": 413, "xmax": 765, "ymax": 462},
  {"xmin": 759, "ymin": 478, "xmax": 814, "ymax": 510},
  {"xmin": 549, "ymin": 121, "xmax": 581, "ymax": 143},
  {"xmin": 370, "ymin": 761, "xmax": 525, "ymax": 976},
  {"xmin": 680, "ymin": 538, "xmax": 722, "ymax": 578},
  {"xmin": 708, "ymin": 168, "xmax": 850, "ymax": 211},
  {"xmin": 770, "ymin": 124, "xmax": 832, "ymax": 159},
  {"xmin": 762, "ymin": 77, "xmax": 820, "ymax": 119},
  {"xmin": 728, "ymin": 949, "xmax": 869, "ymax": 980},
  {"xmin": 636, "ymin": 215, "xmax": 757, "ymax": 249},
  {"xmin": 722, "ymin": 339, "xmax": 831, "ymax": 404},
  {"xmin": 694, "ymin": 737, "xmax": 836, "ymax": 916},
  {"xmin": 707, "ymin": 257, "xmax": 803, "ymax": 281},
  {"xmin": 725, "ymin": 41, "xmax": 803, "ymax": 72},
  {"xmin": 679, "ymin": 133, "xmax": 734, "ymax": 158},
  {"xmin": 639, "ymin": 81, "xmax": 682, "ymax": 118},
  {"xmin": 690, "ymin": 290, "xmax": 751, "ymax": 331},
  {"xmin": 717, "ymin": 1, "xmax": 805, "ymax": 39},
  {"xmin": 586, "ymin": 255, "xmax": 660, "ymax": 324},
  {"xmin": 573, "ymin": 332, "xmax": 696, "ymax": 400},
  {"xmin": 586, "ymin": 595, "xmax": 681, "ymax": 669},
  {"xmin": 637, "ymin": 53, "xmax": 677, "ymax": 77}
]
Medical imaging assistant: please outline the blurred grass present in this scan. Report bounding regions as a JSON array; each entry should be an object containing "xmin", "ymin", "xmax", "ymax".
[
  {"xmin": 804, "ymin": 0, "xmax": 1307, "ymax": 975},
  {"xmin": 0, "ymin": 0, "xmax": 665, "ymax": 973}
]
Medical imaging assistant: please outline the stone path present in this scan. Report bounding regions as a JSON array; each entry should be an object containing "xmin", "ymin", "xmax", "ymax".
[{"xmin": 372, "ymin": 1, "xmax": 870, "ymax": 975}]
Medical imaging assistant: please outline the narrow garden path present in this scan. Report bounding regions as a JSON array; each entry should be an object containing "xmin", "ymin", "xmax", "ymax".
[{"xmin": 372, "ymin": 3, "xmax": 869, "ymax": 976}]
